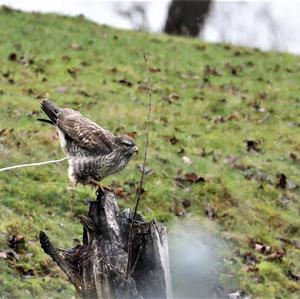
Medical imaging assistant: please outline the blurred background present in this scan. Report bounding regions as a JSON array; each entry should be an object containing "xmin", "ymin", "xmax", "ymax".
[{"xmin": 0, "ymin": 0, "xmax": 299, "ymax": 54}]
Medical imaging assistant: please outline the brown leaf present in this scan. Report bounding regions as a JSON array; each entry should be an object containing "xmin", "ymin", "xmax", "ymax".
[
  {"xmin": 61, "ymin": 55, "xmax": 71, "ymax": 62},
  {"xmin": 177, "ymin": 148, "xmax": 185, "ymax": 155},
  {"xmin": 15, "ymin": 265, "xmax": 35, "ymax": 277},
  {"xmin": 22, "ymin": 88, "xmax": 35, "ymax": 95},
  {"xmin": 169, "ymin": 136, "xmax": 179, "ymax": 145},
  {"xmin": 6, "ymin": 250, "xmax": 19, "ymax": 260},
  {"xmin": 149, "ymin": 66, "xmax": 161, "ymax": 73},
  {"xmin": 246, "ymin": 265, "xmax": 259, "ymax": 273},
  {"xmin": 168, "ymin": 92, "xmax": 180, "ymax": 100},
  {"xmin": 175, "ymin": 172, "xmax": 205, "ymax": 188},
  {"xmin": 203, "ymin": 65, "xmax": 220, "ymax": 77},
  {"xmin": 276, "ymin": 173, "xmax": 287, "ymax": 189},
  {"xmin": 204, "ymin": 206, "xmax": 217, "ymax": 220},
  {"xmin": 137, "ymin": 83, "xmax": 150, "ymax": 93},
  {"xmin": 67, "ymin": 68, "xmax": 79, "ymax": 78},
  {"xmin": 69, "ymin": 42, "xmax": 82, "ymax": 50},
  {"xmin": 173, "ymin": 201, "xmax": 186, "ymax": 217},
  {"xmin": 109, "ymin": 67, "xmax": 118, "ymax": 73},
  {"xmin": 290, "ymin": 152, "xmax": 298, "ymax": 162},
  {"xmin": 118, "ymin": 78, "xmax": 132, "ymax": 87},
  {"xmin": 181, "ymin": 199, "xmax": 192, "ymax": 209},
  {"xmin": 254, "ymin": 243, "xmax": 272, "ymax": 254},
  {"xmin": 115, "ymin": 187, "xmax": 125, "ymax": 198},
  {"xmin": 7, "ymin": 235, "xmax": 25, "ymax": 253},
  {"xmin": 288, "ymin": 270, "xmax": 300, "ymax": 281},
  {"xmin": 0, "ymin": 251, "xmax": 7, "ymax": 259},
  {"xmin": 264, "ymin": 250, "xmax": 285, "ymax": 261},
  {"xmin": 245, "ymin": 140, "xmax": 261, "ymax": 152},
  {"xmin": 242, "ymin": 252, "xmax": 258, "ymax": 265},
  {"xmin": 8, "ymin": 52, "xmax": 17, "ymax": 61},
  {"xmin": 278, "ymin": 237, "xmax": 300, "ymax": 249},
  {"xmin": 78, "ymin": 89, "xmax": 90, "ymax": 97},
  {"xmin": 161, "ymin": 92, "xmax": 180, "ymax": 104}
]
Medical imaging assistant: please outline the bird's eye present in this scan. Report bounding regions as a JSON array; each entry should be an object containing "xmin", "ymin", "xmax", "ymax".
[{"xmin": 122, "ymin": 141, "xmax": 132, "ymax": 147}]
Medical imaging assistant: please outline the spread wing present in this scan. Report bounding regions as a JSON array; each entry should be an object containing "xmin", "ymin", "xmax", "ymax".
[
  {"xmin": 41, "ymin": 100, "xmax": 116, "ymax": 155},
  {"xmin": 57, "ymin": 109, "xmax": 116, "ymax": 155}
]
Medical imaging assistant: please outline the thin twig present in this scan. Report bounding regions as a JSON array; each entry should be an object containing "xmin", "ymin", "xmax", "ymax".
[
  {"xmin": 125, "ymin": 54, "xmax": 152, "ymax": 279},
  {"xmin": 0, "ymin": 157, "xmax": 69, "ymax": 172},
  {"xmin": 126, "ymin": 245, "xmax": 142, "ymax": 281}
]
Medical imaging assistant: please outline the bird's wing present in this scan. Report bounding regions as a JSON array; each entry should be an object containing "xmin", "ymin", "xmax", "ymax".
[{"xmin": 56, "ymin": 108, "xmax": 116, "ymax": 155}]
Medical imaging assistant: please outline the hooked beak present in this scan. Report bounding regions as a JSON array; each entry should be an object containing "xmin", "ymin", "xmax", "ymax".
[{"xmin": 133, "ymin": 145, "xmax": 139, "ymax": 154}]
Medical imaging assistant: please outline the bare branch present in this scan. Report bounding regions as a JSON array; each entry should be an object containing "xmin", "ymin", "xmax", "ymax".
[{"xmin": 125, "ymin": 54, "xmax": 153, "ymax": 279}]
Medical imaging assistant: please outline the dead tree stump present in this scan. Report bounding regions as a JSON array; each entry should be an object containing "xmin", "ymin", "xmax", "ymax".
[{"xmin": 39, "ymin": 191, "xmax": 171, "ymax": 299}]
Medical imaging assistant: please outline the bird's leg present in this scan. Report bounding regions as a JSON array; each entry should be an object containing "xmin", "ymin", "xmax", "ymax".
[{"xmin": 88, "ymin": 179, "xmax": 112, "ymax": 195}]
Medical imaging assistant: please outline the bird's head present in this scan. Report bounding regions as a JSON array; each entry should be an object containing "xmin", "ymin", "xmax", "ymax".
[{"xmin": 115, "ymin": 135, "xmax": 138, "ymax": 157}]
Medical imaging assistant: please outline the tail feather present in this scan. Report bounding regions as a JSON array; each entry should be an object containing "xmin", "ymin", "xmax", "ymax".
[
  {"xmin": 41, "ymin": 99, "xmax": 60, "ymax": 124},
  {"xmin": 37, "ymin": 118, "xmax": 54, "ymax": 125}
]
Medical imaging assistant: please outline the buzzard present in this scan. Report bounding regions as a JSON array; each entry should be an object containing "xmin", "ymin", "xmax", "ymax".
[{"xmin": 40, "ymin": 99, "xmax": 138, "ymax": 190}]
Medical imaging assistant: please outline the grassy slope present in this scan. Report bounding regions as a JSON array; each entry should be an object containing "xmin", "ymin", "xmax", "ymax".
[{"xmin": 0, "ymin": 7, "xmax": 300, "ymax": 298}]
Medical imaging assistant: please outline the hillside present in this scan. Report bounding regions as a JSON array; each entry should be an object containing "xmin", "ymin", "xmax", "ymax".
[{"xmin": 0, "ymin": 7, "xmax": 300, "ymax": 298}]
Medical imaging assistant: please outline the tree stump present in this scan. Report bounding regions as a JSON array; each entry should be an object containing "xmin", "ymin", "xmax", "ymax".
[{"xmin": 39, "ymin": 191, "xmax": 172, "ymax": 299}]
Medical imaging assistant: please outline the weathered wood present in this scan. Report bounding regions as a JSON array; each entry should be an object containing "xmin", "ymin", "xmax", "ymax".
[{"xmin": 40, "ymin": 190, "xmax": 171, "ymax": 299}]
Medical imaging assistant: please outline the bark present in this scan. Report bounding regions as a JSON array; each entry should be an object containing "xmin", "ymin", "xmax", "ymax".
[{"xmin": 40, "ymin": 191, "xmax": 171, "ymax": 299}]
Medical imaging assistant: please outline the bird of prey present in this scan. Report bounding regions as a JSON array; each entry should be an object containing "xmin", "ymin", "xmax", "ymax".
[{"xmin": 39, "ymin": 99, "xmax": 138, "ymax": 190}]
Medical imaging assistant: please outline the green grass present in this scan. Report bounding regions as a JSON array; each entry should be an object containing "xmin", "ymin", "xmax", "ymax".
[{"xmin": 0, "ymin": 7, "xmax": 300, "ymax": 298}]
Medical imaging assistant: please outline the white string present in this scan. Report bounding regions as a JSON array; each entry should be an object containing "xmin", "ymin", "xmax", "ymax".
[{"xmin": 0, "ymin": 157, "xmax": 69, "ymax": 172}]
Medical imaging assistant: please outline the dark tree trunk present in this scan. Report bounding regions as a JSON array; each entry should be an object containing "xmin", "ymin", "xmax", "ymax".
[
  {"xmin": 39, "ymin": 191, "xmax": 171, "ymax": 299},
  {"xmin": 164, "ymin": 0, "xmax": 212, "ymax": 37}
]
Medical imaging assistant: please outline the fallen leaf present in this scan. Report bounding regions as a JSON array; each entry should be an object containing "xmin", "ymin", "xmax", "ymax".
[
  {"xmin": 276, "ymin": 173, "xmax": 287, "ymax": 189},
  {"xmin": 288, "ymin": 270, "xmax": 300, "ymax": 281},
  {"xmin": 169, "ymin": 136, "xmax": 179, "ymax": 145},
  {"xmin": 184, "ymin": 172, "xmax": 205, "ymax": 182},
  {"xmin": 175, "ymin": 172, "xmax": 205, "ymax": 188},
  {"xmin": 244, "ymin": 169, "xmax": 271, "ymax": 183},
  {"xmin": 15, "ymin": 265, "xmax": 35, "ymax": 277},
  {"xmin": 69, "ymin": 42, "xmax": 82, "ymax": 50},
  {"xmin": 254, "ymin": 243, "xmax": 272, "ymax": 254},
  {"xmin": 62, "ymin": 55, "xmax": 71, "ymax": 62},
  {"xmin": 7, "ymin": 235, "xmax": 25, "ymax": 253},
  {"xmin": 264, "ymin": 250, "xmax": 285, "ymax": 261},
  {"xmin": 242, "ymin": 252, "xmax": 258, "ymax": 265},
  {"xmin": 173, "ymin": 201, "xmax": 186, "ymax": 217},
  {"xmin": 115, "ymin": 187, "xmax": 125, "ymax": 198},
  {"xmin": 8, "ymin": 52, "xmax": 17, "ymax": 61},
  {"xmin": 203, "ymin": 65, "xmax": 220, "ymax": 77},
  {"xmin": 6, "ymin": 250, "xmax": 19, "ymax": 260},
  {"xmin": 109, "ymin": 67, "xmax": 118, "ymax": 73},
  {"xmin": 67, "ymin": 68, "xmax": 79, "ymax": 78},
  {"xmin": 245, "ymin": 140, "xmax": 261, "ymax": 152},
  {"xmin": 204, "ymin": 206, "xmax": 217, "ymax": 220},
  {"xmin": 181, "ymin": 199, "xmax": 192, "ymax": 208},
  {"xmin": 149, "ymin": 66, "xmax": 161, "ymax": 73},
  {"xmin": 118, "ymin": 78, "xmax": 132, "ymax": 87},
  {"xmin": 278, "ymin": 237, "xmax": 300, "ymax": 249},
  {"xmin": 290, "ymin": 152, "xmax": 298, "ymax": 162},
  {"xmin": 78, "ymin": 89, "xmax": 90, "ymax": 97}
]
